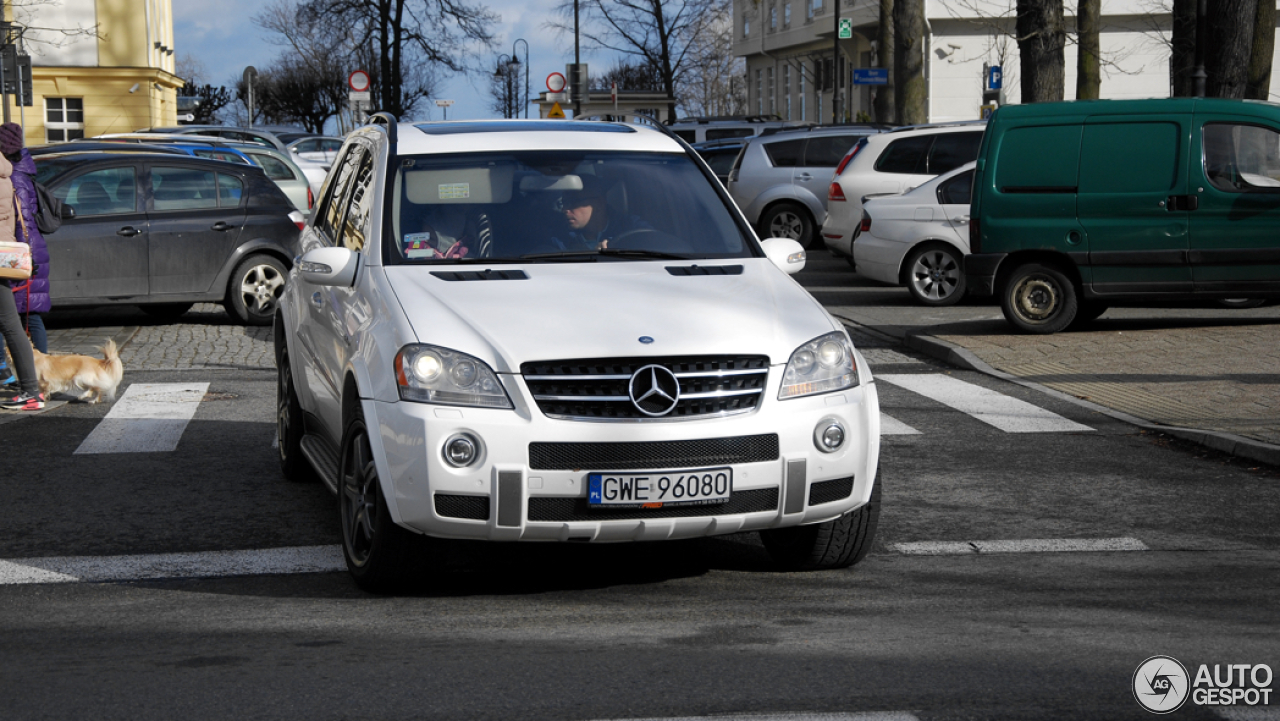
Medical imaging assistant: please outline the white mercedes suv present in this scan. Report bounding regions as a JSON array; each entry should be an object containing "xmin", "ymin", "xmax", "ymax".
[{"xmin": 274, "ymin": 115, "xmax": 882, "ymax": 591}]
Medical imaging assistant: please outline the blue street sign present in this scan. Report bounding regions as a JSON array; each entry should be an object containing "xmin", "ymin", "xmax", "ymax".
[
  {"xmin": 989, "ymin": 65, "xmax": 1003, "ymax": 90},
  {"xmin": 852, "ymin": 68, "xmax": 888, "ymax": 85}
]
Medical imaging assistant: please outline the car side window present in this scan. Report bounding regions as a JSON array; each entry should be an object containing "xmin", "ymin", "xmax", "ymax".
[
  {"xmin": 340, "ymin": 150, "xmax": 376, "ymax": 252},
  {"xmin": 936, "ymin": 169, "xmax": 974, "ymax": 205},
  {"xmin": 1202, "ymin": 123, "xmax": 1280, "ymax": 192},
  {"xmin": 875, "ymin": 135, "xmax": 934, "ymax": 174},
  {"xmin": 803, "ymin": 134, "xmax": 862, "ymax": 167},
  {"xmin": 764, "ymin": 138, "xmax": 805, "ymax": 167},
  {"xmin": 294, "ymin": 140, "xmax": 318, "ymax": 153},
  {"xmin": 54, "ymin": 167, "xmax": 138, "ymax": 216},
  {"xmin": 927, "ymin": 132, "xmax": 983, "ymax": 174},
  {"xmin": 250, "ymin": 154, "xmax": 298, "ymax": 181},
  {"xmin": 216, "ymin": 174, "xmax": 244, "ymax": 207},
  {"xmin": 706, "ymin": 128, "xmax": 754, "ymax": 141},
  {"xmin": 320, "ymin": 139, "xmax": 343, "ymax": 152},
  {"xmin": 314, "ymin": 144, "xmax": 365, "ymax": 244},
  {"xmin": 152, "ymin": 166, "xmax": 219, "ymax": 211}
]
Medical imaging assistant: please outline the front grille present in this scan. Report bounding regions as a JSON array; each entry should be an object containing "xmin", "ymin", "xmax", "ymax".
[
  {"xmin": 434, "ymin": 494, "xmax": 490, "ymax": 520},
  {"xmin": 808, "ymin": 476, "xmax": 854, "ymax": 506},
  {"xmin": 528, "ymin": 434, "xmax": 780, "ymax": 471},
  {"xmin": 522, "ymin": 355, "xmax": 769, "ymax": 420},
  {"xmin": 528, "ymin": 488, "xmax": 779, "ymax": 521}
]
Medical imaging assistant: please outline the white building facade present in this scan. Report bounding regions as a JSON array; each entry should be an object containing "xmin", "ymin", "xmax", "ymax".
[{"xmin": 732, "ymin": 0, "xmax": 1280, "ymax": 124}]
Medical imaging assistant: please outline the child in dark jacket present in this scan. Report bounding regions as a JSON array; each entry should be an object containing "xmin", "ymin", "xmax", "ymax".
[{"xmin": 0, "ymin": 122, "xmax": 50, "ymax": 353}]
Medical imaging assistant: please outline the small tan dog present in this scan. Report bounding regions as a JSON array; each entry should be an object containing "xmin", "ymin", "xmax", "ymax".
[{"xmin": 32, "ymin": 340, "xmax": 123, "ymax": 404}]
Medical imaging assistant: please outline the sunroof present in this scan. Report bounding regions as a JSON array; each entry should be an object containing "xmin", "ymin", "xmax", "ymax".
[{"xmin": 413, "ymin": 120, "xmax": 636, "ymax": 135}]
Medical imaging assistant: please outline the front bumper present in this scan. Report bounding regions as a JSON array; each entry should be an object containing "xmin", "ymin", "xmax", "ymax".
[{"xmin": 366, "ymin": 369, "xmax": 881, "ymax": 543}]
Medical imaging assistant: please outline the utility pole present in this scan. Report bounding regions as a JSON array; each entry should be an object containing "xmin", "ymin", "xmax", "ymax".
[
  {"xmin": 833, "ymin": 0, "xmax": 840, "ymax": 124},
  {"xmin": 574, "ymin": 0, "xmax": 581, "ymax": 117}
]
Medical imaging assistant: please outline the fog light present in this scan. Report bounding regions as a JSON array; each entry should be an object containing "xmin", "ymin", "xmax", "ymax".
[
  {"xmin": 443, "ymin": 434, "xmax": 480, "ymax": 467},
  {"xmin": 815, "ymin": 420, "xmax": 846, "ymax": 453}
]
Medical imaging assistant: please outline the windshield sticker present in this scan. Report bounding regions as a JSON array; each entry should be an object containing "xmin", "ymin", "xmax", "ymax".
[
  {"xmin": 403, "ymin": 232, "xmax": 437, "ymax": 258},
  {"xmin": 438, "ymin": 183, "xmax": 470, "ymax": 200}
]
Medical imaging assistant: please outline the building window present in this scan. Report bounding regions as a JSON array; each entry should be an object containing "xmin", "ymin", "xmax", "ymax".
[
  {"xmin": 809, "ymin": 0, "xmax": 822, "ymax": 17},
  {"xmin": 743, "ymin": 14, "xmax": 750, "ymax": 37},
  {"xmin": 45, "ymin": 98, "xmax": 85, "ymax": 143},
  {"xmin": 784, "ymin": 2, "xmax": 792, "ymax": 27},
  {"xmin": 770, "ymin": 6, "xmax": 777, "ymax": 31},
  {"xmin": 747, "ymin": 69, "xmax": 757, "ymax": 115},
  {"xmin": 784, "ymin": 65, "xmax": 792, "ymax": 120},
  {"xmin": 767, "ymin": 67, "xmax": 775, "ymax": 116},
  {"xmin": 799, "ymin": 64, "xmax": 806, "ymax": 120}
]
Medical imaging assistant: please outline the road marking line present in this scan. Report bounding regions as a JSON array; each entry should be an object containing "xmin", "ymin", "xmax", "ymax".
[
  {"xmin": 891, "ymin": 537, "xmax": 1149, "ymax": 555},
  {"xmin": 879, "ymin": 374, "xmax": 1094, "ymax": 433},
  {"xmin": 880, "ymin": 413, "xmax": 921, "ymax": 435},
  {"xmin": 589, "ymin": 714, "xmax": 920, "ymax": 721},
  {"xmin": 74, "ymin": 382, "xmax": 210, "ymax": 454},
  {"xmin": 0, "ymin": 545, "xmax": 344, "ymax": 585}
]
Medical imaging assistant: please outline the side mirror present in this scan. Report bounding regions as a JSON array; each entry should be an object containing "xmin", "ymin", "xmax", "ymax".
[
  {"xmin": 298, "ymin": 246, "xmax": 358, "ymax": 286},
  {"xmin": 760, "ymin": 237, "xmax": 806, "ymax": 275},
  {"xmin": 63, "ymin": 205, "xmax": 76, "ymax": 219}
]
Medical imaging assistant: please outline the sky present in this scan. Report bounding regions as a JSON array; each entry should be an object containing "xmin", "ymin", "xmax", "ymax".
[{"xmin": 173, "ymin": 0, "xmax": 624, "ymax": 128}]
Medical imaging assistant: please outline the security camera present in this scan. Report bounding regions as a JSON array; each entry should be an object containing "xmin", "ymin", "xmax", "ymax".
[{"xmin": 129, "ymin": 83, "xmax": 140, "ymax": 93}]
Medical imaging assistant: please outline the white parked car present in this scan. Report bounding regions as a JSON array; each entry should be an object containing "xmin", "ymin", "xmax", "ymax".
[
  {"xmin": 275, "ymin": 115, "xmax": 883, "ymax": 591},
  {"xmin": 852, "ymin": 162, "xmax": 974, "ymax": 306},
  {"xmin": 823, "ymin": 122, "xmax": 984, "ymax": 265}
]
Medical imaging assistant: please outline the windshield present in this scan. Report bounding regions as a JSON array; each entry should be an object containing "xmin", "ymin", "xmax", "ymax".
[{"xmin": 386, "ymin": 150, "xmax": 756, "ymax": 264}]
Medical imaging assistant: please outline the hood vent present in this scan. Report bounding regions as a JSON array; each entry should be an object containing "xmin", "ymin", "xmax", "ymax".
[
  {"xmin": 430, "ymin": 269, "xmax": 529, "ymax": 282},
  {"xmin": 665, "ymin": 265, "xmax": 744, "ymax": 276}
]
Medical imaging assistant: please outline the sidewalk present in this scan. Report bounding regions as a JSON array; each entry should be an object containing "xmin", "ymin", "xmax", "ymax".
[{"xmin": 829, "ymin": 304, "xmax": 1280, "ymax": 467}]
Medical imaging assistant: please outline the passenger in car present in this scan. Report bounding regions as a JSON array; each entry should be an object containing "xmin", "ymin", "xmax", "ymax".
[{"xmin": 554, "ymin": 176, "xmax": 651, "ymax": 250}]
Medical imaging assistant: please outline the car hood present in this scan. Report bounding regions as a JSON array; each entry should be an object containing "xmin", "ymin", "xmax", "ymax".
[{"xmin": 383, "ymin": 260, "xmax": 838, "ymax": 373}]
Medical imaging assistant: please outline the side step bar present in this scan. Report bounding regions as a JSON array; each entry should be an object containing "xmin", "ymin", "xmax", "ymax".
[{"xmin": 300, "ymin": 434, "xmax": 341, "ymax": 494}]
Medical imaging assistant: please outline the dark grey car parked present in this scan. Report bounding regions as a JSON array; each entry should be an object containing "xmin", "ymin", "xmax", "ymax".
[{"xmin": 33, "ymin": 151, "xmax": 302, "ymax": 325}]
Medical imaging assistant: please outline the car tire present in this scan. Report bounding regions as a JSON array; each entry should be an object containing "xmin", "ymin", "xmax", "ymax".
[
  {"xmin": 760, "ymin": 471, "xmax": 881, "ymax": 571},
  {"xmin": 760, "ymin": 203, "xmax": 816, "ymax": 249},
  {"xmin": 140, "ymin": 303, "xmax": 194, "ymax": 320},
  {"xmin": 1216, "ymin": 298, "xmax": 1266, "ymax": 309},
  {"xmin": 226, "ymin": 254, "xmax": 288, "ymax": 326},
  {"xmin": 905, "ymin": 244, "xmax": 966, "ymax": 306},
  {"xmin": 276, "ymin": 349, "xmax": 315, "ymax": 483},
  {"xmin": 339, "ymin": 412, "xmax": 431, "ymax": 593},
  {"xmin": 1000, "ymin": 262, "xmax": 1079, "ymax": 334}
]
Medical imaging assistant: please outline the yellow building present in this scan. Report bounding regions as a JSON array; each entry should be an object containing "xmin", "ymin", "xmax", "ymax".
[{"xmin": 10, "ymin": 0, "xmax": 181, "ymax": 145}]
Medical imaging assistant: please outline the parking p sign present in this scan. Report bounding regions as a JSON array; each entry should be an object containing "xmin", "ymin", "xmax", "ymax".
[{"xmin": 988, "ymin": 65, "xmax": 1003, "ymax": 90}]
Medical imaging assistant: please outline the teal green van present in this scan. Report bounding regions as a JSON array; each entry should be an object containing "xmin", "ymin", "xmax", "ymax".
[{"xmin": 966, "ymin": 98, "xmax": 1280, "ymax": 333}]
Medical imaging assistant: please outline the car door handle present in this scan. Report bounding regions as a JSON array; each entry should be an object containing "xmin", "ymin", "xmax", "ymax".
[
  {"xmin": 797, "ymin": 173, "xmax": 813, "ymax": 181},
  {"xmin": 311, "ymin": 292, "xmax": 323, "ymax": 308},
  {"xmin": 116, "ymin": 227, "xmax": 142, "ymax": 237},
  {"xmin": 952, "ymin": 215, "xmax": 970, "ymax": 223},
  {"xmin": 211, "ymin": 221, "xmax": 237, "ymax": 231}
]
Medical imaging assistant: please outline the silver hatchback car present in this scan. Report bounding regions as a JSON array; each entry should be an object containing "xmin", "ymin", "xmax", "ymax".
[{"xmin": 727, "ymin": 125, "xmax": 889, "ymax": 248}]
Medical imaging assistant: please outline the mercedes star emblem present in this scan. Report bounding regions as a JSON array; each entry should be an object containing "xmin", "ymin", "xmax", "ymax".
[{"xmin": 628, "ymin": 364, "xmax": 681, "ymax": 417}]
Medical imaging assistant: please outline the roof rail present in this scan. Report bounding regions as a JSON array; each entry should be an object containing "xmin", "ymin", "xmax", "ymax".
[
  {"xmin": 887, "ymin": 119, "xmax": 986, "ymax": 133},
  {"xmin": 368, "ymin": 112, "xmax": 399, "ymax": 146}
]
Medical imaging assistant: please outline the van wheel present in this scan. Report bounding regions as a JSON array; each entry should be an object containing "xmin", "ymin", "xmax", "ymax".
[
  {"xmin": 1216, "ymin": 298, "xmax": 1265, "ymax": 309},
  {"xmin": 905, "ymin": 244, "xmax": 966, "ymax": 306},
  {"xmin": 760, "ymin": 472, "xmax": 881, "ymax": 571},
  {"xmin": 760, "ymin": 203, "xmax": 816, "ymax": 248},
  {"xmin": 1001, "ymin": 263, "xmax": 1078, "ymax": 334}
]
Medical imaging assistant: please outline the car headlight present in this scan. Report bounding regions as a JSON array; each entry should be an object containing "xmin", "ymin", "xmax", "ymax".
[
  {"xmin": 395, "ymin": 345, "xmax": 512, "ymax": 409},
  {"xmin": 778, "ymin": 331, "xmax": 859, "ymax": 400}
]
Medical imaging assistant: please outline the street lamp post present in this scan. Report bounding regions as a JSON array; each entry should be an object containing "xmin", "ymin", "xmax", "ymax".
[{"xmin": 513, "ymin": 38, "xmax": 530, "ymax": 119}]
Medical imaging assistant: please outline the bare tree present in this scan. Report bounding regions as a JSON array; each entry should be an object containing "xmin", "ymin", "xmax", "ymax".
[
  {"xmin": 488, "ymin": 61, "xmax": 520, "ymax": 117},
  {"xmin": 1076, "ymin": 0, "xmax": 1100, "ymax": 99},
  {"xmin": 1169, "ymin": 0, "xmax": 1196, "ymax": 96},
  {"xmin": 1015, "ymin": 0, "xmax": 1065, "ymax": 102},
  {"xmin": 875, "ymin": 0, "xmax": 895, "ymax": 124},
  {"xmin": 1204, "ymin": 0, "xmax": 1256, "ymax": 99},
  {"xmin": 303, "ymin": 0, "xmax": 498, "ymax": 119},
  {"xmin": 894, "ymin": 0, "xmax": 926, "ymax": 124},
  {"xmin": 1246, "ymin": 0, "xmax": 1274, "ymax": 100},
  {"xmin": 549, "ymin": 0, "xmax": 727, "ymax": 120},
  {"xmin": 674, "ymin": 11, "xmax": 746, "ymax": 116},
  {"xmin": 253, "ymin": 1, "xmax": 351, "ymax": 130}
]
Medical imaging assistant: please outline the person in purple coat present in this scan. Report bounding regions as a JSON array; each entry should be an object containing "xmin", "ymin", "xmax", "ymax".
[{"xmin": 0, "ymin": 122, "xmax": 50, "ymax": 352}]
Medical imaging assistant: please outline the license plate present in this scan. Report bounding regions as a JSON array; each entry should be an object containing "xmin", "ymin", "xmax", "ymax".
[{"xmin": 587, "ymin": 468, "xmax": 732, "ymax": 509}]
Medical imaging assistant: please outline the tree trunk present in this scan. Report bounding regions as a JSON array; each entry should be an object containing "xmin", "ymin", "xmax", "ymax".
[
  {"xmin": 1205, "ymin": 0, "xmax": 1256, "ymax": 98},
  {"xmin": 1016, "ymin": 0, "xmax": 1065, "ymax": 103},
  {"xmin": 893, "ymin": 0, "xmax": 925, "ymax": 124},
  {"xmin": 875, "ymin": 0, "xmax": 896, "ymax": 124},
  {"xmin": 1170, "ymin": 0, "xmax": 1197, "ymax": 96},
  {"xmin": 1075, "ymin": 0, "xmax": 1100, "ymax": 99},
  {"xmin": 1247, "ymin": 0, "xmax": 1275, "ymax": 100}
]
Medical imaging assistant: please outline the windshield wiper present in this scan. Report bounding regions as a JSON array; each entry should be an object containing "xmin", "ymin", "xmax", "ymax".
[
  {"xmin": 518, "ymin": 252, "xmax": 600, "ymax": 261},
  {"xmin": 597, "ymin": 248, "xmax": 690, "ymax": 260}
]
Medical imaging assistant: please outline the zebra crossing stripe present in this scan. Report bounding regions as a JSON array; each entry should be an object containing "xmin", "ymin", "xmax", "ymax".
[
  {"xmin": 74, "ymin": 382, "xmax": 210, "ymax": 454},
  {"xmin": 588, "ymin": 714, "xmax": 920, "ymax": 721},
  {"xmin": 878, "ymin": 374, "xmax": 1093, "ymax": 433},
  {"xmin": 0, "ymin": 545, "xmax": 345, "ymax": 585},
  {"xmin": 880, "ymin": 414, "xmax": 921, "ymax": 435},
  {"xmin": 891, "ymin": 537, "xmax": 1148, "ymax": 555}
]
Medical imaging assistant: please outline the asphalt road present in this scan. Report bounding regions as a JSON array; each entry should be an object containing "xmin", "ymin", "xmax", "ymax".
[{"xmin": 1, "ymin": 256, "xmax": 1277, "ymax": 720}]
